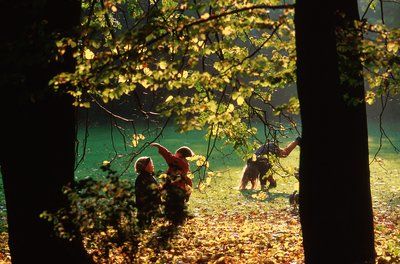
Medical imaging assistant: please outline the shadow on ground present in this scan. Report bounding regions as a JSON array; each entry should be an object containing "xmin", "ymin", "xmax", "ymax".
[
  {"xmin": 145, "ymin": 223, "xmax": 179, "ymax": 251},
  {"xmin": 239, "ymin": 189, "xmax": 290, "ymax": 203}
]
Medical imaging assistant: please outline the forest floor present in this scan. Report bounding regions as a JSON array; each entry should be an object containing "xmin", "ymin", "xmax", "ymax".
[
  {"xmin": 0, "ymin": 124, "xmax": 399, "ymax": 263},
  {"xmin": 1, "ymin": 151, "xmax": 399, "ymax": 263},
  {"xmin": 132, "ymin": 156, "xmax": 400, "ymax": 264}
]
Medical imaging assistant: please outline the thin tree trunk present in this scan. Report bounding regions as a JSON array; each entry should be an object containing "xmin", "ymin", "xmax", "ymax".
[
  {"xmin": 295, "ymin": 1, "xmax": 375, "ymax": 263},
  {"xmin": 0, "ymin": 1, "xmax": 92, "ymax": 263}
]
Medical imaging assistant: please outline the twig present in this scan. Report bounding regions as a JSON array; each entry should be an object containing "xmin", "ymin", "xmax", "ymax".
[
  {"xmin": 91, "ymin": 95, "xmax": 135, "ymax": 122},
  {"xmin": 361, "ymin": 0, "xmax": 376, "ymax": 20},
  {"xmin": 75, "ymin": 108, "xmax": 90, "ymax": 170},
  {"xmin": 119, "ymin": 116, "xmax": 171, "ymax": 176}
]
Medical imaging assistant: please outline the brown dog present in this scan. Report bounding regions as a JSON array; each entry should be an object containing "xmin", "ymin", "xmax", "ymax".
[{"xmin": 239, "ymin": 164, "xmax": 259, "ymax": 190}]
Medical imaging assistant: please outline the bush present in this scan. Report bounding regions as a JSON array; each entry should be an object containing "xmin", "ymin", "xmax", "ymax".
[{"xmin": 42, "ymin": 164, "xmax": 140, "ymax": 263}]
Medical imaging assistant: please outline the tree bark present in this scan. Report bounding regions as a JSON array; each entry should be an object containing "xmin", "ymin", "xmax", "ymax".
[
  {"xmin": 0, "ymin": 1, "xmax": 92, "ymax": 263},
  {"xmin": 295, "ymin": 1, "xmax": 375, "ymax": 263}
]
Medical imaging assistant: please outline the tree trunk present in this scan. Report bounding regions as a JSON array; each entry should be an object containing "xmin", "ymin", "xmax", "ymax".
[
  {"xmin": 295, "ymin": 1, "xmax": 375, "ymax": 263},
  {"xmin": 1, "ymin": 96, "xmax": 92, "ymax": 264},
  {"xmin": 0, "ymin": 1, "xmax": 92, "ymax": 263}
]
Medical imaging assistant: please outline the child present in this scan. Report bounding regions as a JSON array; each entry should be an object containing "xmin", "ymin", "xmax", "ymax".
[
  {"xmin": 150, "ymin": 143, "xmax": 194, "ymax": 224},
  {"xmin": 134, "ymin": 156, "xmax": 161, "ymax": 227}
]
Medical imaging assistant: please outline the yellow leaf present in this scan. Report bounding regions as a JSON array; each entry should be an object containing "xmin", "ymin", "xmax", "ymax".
[
  {"xmin": 206, "ymin": 177, "xmax": 211, "ymax": 185},
  {"xmin": 140, "ymin": 79, "xmax": 151, "ymax": 88},
  {"xmin": 387, "ymin": 42, "xmax": 399, "ymax": 53},
  {"xmin": 165, "ymin": 95, "xmax": 173, "ymax": 103},
  {"xmin": 118, "ymin": 75, "xmax": 127, "ymax": 83},
  {"xmin": 232, "ymin": 92, "xmax": 239, "ymax": 100},
  {"xmin": 79, "ymin": 102, "xmax": 90, "ymax": 108},
  {"xmin": 143, "ymin": 67, "xmax": 152, "ymax": 76},
  {"xmin": 159, "ymin": 173, "xmax": 167, "ymax": 179},
  {"xmin": 209, "ymin": 102, "xmax": 217, "ymax": 113},
  {"xmin": 201, "ymin": 13, "xmax": 210, "ymax": 19},
  {"xmin": 222, "ymin": 26, "xmax": 234, "ymax": 36},
  {"xmin": 84, "ymin": 49, "xmax": 94, "ymax": 60},
  {"xmin": 159, "ymin": 61, "xmax": 167, "ymax": 70},
  {"xmin": 227, "ymin": 104, "xmax": 234, "ymax": 113},
  {"xmin": 366, "ymin": 97, "xmax": 375, "ymax": 105},
  {"xmin": 236, "ymin": 96, "xmax": 245, "ymax": 106},
  {"xmin": 365, "ymin": 91, "xmax": 375, "ymax": 105}
]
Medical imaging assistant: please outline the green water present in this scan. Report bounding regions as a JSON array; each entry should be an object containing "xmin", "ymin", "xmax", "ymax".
[
  {"xmin": 73, "ymin": 124, "xmax": 244, "ymax": 179},
  {"xmin": 0, "ymin": 120, "xmax": 399, "ymax": 232},
  {"xmin": 74, "ymin": 121, "xmax": 399, "ymax": 178}
]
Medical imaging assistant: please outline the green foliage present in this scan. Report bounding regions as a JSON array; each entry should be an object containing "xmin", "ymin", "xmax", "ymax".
[
  {"xmin": 51, "ymin": 0, "xmax": 399, "ymax": 159},
  {"xmin": 40, "ymin": 153, "xmax": 214, "ymax": 262},
  {"xmin": 52, "ymin": 0, "xmax": 298, "ymax": 159},
  {"xmin": 336, "ymin": 7, "xmax": 400, "ymax": 106},
  {"xmin": 41, "ymin": 164, "xmax": 140, "ymax": 262},
  {"xmin": 357, "ymin": 21, "xmax": 400, "ymax": 103}
]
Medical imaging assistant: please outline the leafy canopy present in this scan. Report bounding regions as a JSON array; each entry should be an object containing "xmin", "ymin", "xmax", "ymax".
[{"xmin": 52, "ymin": 0, "xmax": 399, "ymax": 159}]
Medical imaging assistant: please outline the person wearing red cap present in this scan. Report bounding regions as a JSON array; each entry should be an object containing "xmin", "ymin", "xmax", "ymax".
[{"xmin": 150, "ymin": 143, "xmax": 194, "ymax": 224}]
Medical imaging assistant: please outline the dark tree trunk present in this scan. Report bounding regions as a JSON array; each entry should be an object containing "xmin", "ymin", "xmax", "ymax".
[
  {"xmin": 295, "ymin": 1, "xmax": 375, "ymax": 263},
  {"xmin": 0, "ymin": 1, "xmax": 92, "ymax": 263},
  {"xmin": 1, "ymin": 96, "xmax": 92, "ymax": 264}
]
